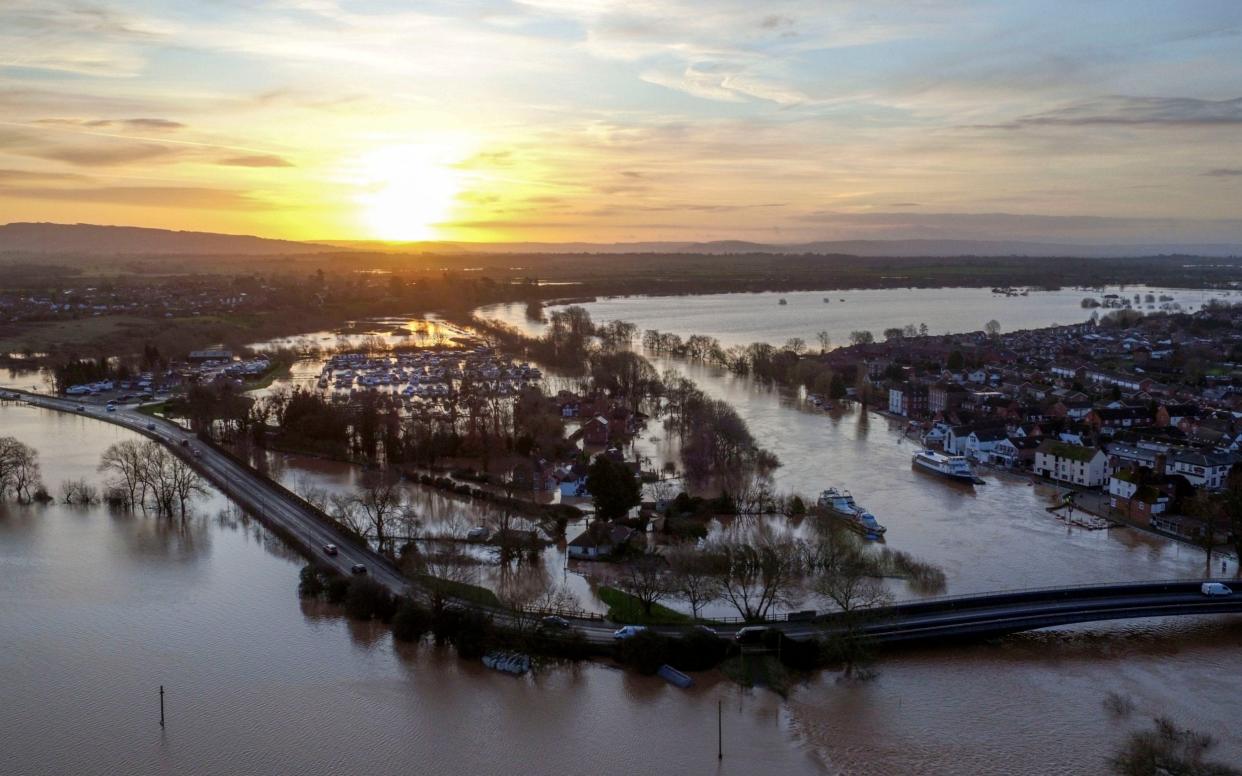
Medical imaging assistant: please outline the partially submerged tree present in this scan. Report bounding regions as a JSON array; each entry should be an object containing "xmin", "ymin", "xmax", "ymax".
[
  {"xmin": 616, "ymin": 552, "xmax": 673, "ymax": 617},
  {"xmin": 0, "ymin": 437, "xmax": 42, "ymax": 503}
]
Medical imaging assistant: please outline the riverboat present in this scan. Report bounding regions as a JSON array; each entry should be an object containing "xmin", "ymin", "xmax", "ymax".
[
  {"xmin": 911, "ymin": 449, "xmax": 983, "ymax": 484},
  {"xmin": 816, "ymin": 487, "xmax": 887, "ymax": 538}
]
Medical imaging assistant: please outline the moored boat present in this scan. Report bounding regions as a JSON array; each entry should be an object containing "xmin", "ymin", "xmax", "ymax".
[
  {"xmin": 816, "ymin": 487, "xmax": 887, "ymax": 538},
  {"xmin": 911, "ymin": 449, "xmax": 982, "ymax": 484}
]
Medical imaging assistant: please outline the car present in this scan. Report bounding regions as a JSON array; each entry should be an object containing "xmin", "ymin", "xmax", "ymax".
[
  {"xmin": 1201, "ymin": 582, "xmax": 1233, "ymax": 596},
  {"xmin": 76, "ymin": 405, "xmax": 86, "ymax": 412},
  {"xmin": 539, "ymin": 615, "xmax": 571, "ymax": 630},
  {"xmin": 179, "ymin": 439, "xmax": 190, "ymax": 447},
  {"xmin": 350, "ymin": 563, "xmax": 367, "ymax": 575},
  {"xmin": 190, "ymin": 448, "xmax": 201, "ymax": 458},
  {"xmin": 613, "ymin": 625, "xmax": 647, "ymax": 640},
  {"xmin": 322, "ymin": 544, "xmax": 339, "ymax": 556},
  {"xmin": 734, "ymin": 625, "xmax": 775, "ymax": 644},
  {"xmin": 106, "ymin": 405, "xmax": 117, "ymax": 412},
  {"xmin": 145, "ymin": 422, "xmax": 156, "ymax": 430}
]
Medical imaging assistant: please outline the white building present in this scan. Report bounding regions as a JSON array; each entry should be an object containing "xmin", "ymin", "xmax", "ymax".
[{"xmin": 1034, "ymin": 440, "xmax": 1108, "ymax": 487}]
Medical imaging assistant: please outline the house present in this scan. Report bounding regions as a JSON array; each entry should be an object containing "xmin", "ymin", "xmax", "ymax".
[
  {"xmin": 1087, "ymin": 406, "xmax": 1155, "ymax": 431},
  {"xmin": 964, "ymin": 427, "xmax": 1008, "ymax": 461},
  {"xmin": 1034, "ymin": 440, "xmax": 1109, "ymax": 487},
  {"xmin": 581, "ymin": 415, "xmax": 610, "ymax": 446},
  {"xmin": 1168, "ymin": 450, "xmax": 1239, "ymax": 490},
  {"xmin": 928, "ymin": 382, "xmax": 968, "ymax": 415},
  {"xmin": 887, "ymin": 382, "xmax": 928, "ymax": 417},
  {"xmin": 1108, "ymin": 470, "xmax": 1170, "ymax": 522},
  {"xmin": 992, "ymin": 436, "xmax": 1041, "ymax": 468},
  {"xmin": 566, "ymin": 522, "xmax": 636, "ymax": 560}
]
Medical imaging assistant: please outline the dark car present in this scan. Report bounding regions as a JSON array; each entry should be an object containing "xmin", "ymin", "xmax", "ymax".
[
  {"xmin": 539, "ymin": 615, "xmax": 571, "ymax": 630},
  {"xmin": 350, "ymin": 564, "xmax": 367, "ymax": 575},
  {"xmin": 322, "ymin": 544, "xmax": 339, "ymax": 556}
]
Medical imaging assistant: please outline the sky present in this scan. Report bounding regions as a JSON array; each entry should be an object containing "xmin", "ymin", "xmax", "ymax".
[{"xmin": 1, "ymin": 0, "xmax": 1241, "ymax": 245}]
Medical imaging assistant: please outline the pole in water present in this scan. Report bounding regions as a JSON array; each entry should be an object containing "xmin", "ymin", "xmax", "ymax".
[
  {"xmin": 159, "ymin": 685, "xmax": 165, "ymax": 728},
  {"xmin": 717, "ymin": 698, "xmax": 723, "ymax": 760}
]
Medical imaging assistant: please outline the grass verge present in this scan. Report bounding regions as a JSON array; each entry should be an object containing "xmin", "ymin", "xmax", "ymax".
[{"xmin": 598, "ymin": 586, "xmax": 691, "ymax": 625}]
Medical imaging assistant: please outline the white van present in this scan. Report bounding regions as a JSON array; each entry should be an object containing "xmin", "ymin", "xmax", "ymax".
[{"xmin": 1201, "ymin": 582, "xmax": 1233, "ymax": 596}]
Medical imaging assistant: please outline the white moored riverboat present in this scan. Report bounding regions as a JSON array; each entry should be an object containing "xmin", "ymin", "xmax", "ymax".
[
  {"xmin": 816, "ymin": 487, "xmax": 887, "ymax": 539},
  {"xmin": 912, "ymin": 449, "xmax": 983, "ymax": 485}
]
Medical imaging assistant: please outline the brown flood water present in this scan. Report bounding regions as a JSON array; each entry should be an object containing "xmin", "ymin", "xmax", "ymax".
[{"xmin": 4, "ymin": 312, "xmax": 1242, "ymax": 773}]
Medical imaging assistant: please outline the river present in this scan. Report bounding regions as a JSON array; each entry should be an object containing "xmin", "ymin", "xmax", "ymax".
[{"xmin": 479, "ymin": 285, "xmax": 1235, "ymax": 349}]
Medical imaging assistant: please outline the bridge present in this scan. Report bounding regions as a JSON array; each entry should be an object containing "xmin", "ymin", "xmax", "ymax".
[
  {"xmin": 8, "ymin": 388, "xmax": 1242, "ymax": 649},
  {"xmin": 780, "ymin": 581, "xmax": 1242, "ymax": 645}
]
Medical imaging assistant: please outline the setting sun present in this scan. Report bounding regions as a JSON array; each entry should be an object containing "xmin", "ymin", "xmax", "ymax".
[{"xmin": 355, "ymin": 145, "xmax": 463, "ymax": 241}]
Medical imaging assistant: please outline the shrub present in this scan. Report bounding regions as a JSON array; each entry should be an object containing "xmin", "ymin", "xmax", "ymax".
[
  {"xmin": 298, "ymin": 564, "xmax": 326, "ymax": 598},
  {"xmin": 324, "ymin": 575, "xmax": 351, "ymax": 604},
  {"xmin": 345, "ymin": 577, "xmax": 395, "ymax": 621},
  {"xmin": 614, "ymin": 630, "xmax": 676, "ymax": 675},
  {"xmin": 448, "ymin": 610, "xmax": 496, "ymax": 659},
  {"xmin": 670, "ymin": 630, "xmax": 731, "ymax": 672},
  {"xmin": 391, "ymin": 599, "xmax": 432, "ymax": 642}
]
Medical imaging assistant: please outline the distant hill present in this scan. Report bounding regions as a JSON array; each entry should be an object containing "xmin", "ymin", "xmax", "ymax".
[
  {"xmin": 328, "ymin": 237, "xmax": 1241, "ymax": 258},
  {"xmin": 0, "ymin": 222, "xmax": 335, "ymax": 256},
  {"xmin": 2, "ymin": 222, "xmax": 1237, "ymax": 258}
]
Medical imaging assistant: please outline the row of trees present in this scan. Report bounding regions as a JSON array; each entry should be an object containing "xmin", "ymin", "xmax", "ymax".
[
  {"xmin": 98, "ymin": 440, "xmax": 206, "ymax": 516},
  {"xmin": 615, "ymin": 524, "xmax": 945, "ymax": 622}
]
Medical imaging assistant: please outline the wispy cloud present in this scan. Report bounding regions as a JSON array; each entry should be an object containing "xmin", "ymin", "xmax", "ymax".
[{"xmin": 218, "ymin": 154, "xmax": 294, "ymax": 168}]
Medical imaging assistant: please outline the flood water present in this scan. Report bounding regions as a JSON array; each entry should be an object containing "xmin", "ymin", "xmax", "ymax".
[
  {"xmin": 6, "ymin": 283, "xmax": 1242, "ymax": 774},
  {"xmin": 0, "ymin": 402, "xmax": 817, "ymax": 776},
  {"xmin": 479, "ymin": 285, "xmax": 1235, "ymax": 349}
]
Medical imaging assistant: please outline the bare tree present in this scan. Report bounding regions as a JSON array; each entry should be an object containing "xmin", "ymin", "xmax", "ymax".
[
  {"xmin": 710, "ymin": 533, "xmax": 802, "ymax": 621},
  {"xmin": 985, "ymin": 319, "xmax": 1002, "ymax": 338},
  {"xmin": 665, "ymin": 543, "xmax": 722, "ymax": 619},
  {"xmin": 99, "ymin": 439, "xmax": 147, "ymax": 509},
  {"xmin": 353, "ymin": 474, "xmax": 408, "ymax": 553},
  {"xmin": 616, "ymin": 552, "xmax": 673, "ymax": 617},
  {"xmin": 816, "ymin": 331, "xmax": 832, "ymax": 353},
  {"xmin": 0, "ymin": 437, "xmax": 42, "ymax": 502}
]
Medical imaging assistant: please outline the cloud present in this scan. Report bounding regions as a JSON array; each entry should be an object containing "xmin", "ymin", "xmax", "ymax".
[
  {"xmin": 979, "ymin": 96, "xmax": 1242, "ymax": 130},
  {"xmin": 0, "ymin": 1, "xmax": 173, "ymax": 76},
  {"xmin": 29, "ymin": 142, "xmax": 183, "ymax": 166},
  {"xmin": 34, "ymin": 117, "xmax": 186, "ymax": 131},
  {"xmin": 0, "ymin": 185, "xmax": 268, "ymax": 210},
  {"xmin": 218, "ymin": 154, "xmax": 294, "ymax": 167},
  {"xmin": 1205, "ymin": 168, "xmax": 1242, "ymax": 177},
  {"xmin": 0, "ymin": 168, "xmax": 90, "ymax": 183}
]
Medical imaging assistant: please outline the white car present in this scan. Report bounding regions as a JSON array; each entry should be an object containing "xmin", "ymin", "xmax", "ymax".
[
  {"xmin": 1201, "ymin": 582, "xmax": 1233, "ymax": 596},
  {"xmin": 613, "ymin": 625, "xmax": 648, "ymax": 640}
]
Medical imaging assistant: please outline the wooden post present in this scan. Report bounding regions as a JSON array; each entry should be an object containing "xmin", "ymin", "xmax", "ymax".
[
  {"xmin": 717, "ymin": 698, "xmax": 722, "ymax": 760},
  {"xmin": 159, "ymin": 685, "xmax": 165, "ymax": 728}
]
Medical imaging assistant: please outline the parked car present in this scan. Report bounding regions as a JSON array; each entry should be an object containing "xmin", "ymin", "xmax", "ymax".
[
  {"xmin": 540, "ymin": 615, "xmax": 571, "ymax": 630},
  {"xmin": 322, "ymin": 544, "xmax": 339, "ymax": 556},
  {"xmin": 350, "ymin": 564, "xmax": 367, "ymax": 575},
  {"xmin": 734, "ymin": 625, "xmax": 775, "ymax": 644},
  {"xmin": 1201, "ymin": 582, "xmax": 1232, "ymax": 596},
  {"xmin": 613, "ymin": 625, "xmax": 647, "ymax": 640},
  {"xmin": 145, "ymin": 422, "xmax": 156, "ymax": 430}
]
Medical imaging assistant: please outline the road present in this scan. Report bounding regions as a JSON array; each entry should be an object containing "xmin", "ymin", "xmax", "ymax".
[
  {"xmin": 9, "ymin": 390, "xmax": 409, "ymax": 593},
  {"xmin": 8, "ymin": 389, "xmax": 1241, "ymax": 651}
]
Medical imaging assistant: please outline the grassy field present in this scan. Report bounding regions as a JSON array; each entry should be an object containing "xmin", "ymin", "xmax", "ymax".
[{"xmin": 597, "ymin": 586, "xmax": 691, "ymax": 625}]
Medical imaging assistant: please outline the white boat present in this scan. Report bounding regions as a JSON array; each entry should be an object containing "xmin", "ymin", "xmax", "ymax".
[
  {"xmin": 817, "ymin": 487, "xmax": 887, "ymax": 537},
  {"xmin": 912, "ymin": 449, "xmax": 981, "ymax": 484}
]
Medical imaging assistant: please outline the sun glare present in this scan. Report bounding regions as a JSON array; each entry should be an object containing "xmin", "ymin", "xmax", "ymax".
[{"xmin": 356, "ymin": 145, "xmax": 463, "ymax": 241}]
